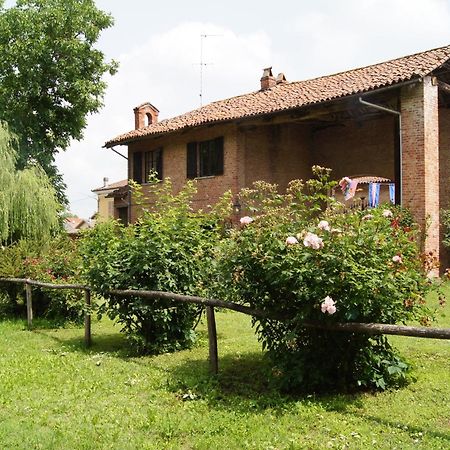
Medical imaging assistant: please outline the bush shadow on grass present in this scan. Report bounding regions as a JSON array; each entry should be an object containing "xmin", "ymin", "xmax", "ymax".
[
  {"xmin": 167, "ymin": 350, "xmax": 365, "ymax": 414},
  {"xmin": 32, "ymin": 327, "xmax": 220, "ymax": 362},
  {"xmin": 32, "ymin": 326, "xmax": 134, "ymax": 358},
  {"xmin": 167, "ymin": 353, "xmax": 450, "ymax": 441}
]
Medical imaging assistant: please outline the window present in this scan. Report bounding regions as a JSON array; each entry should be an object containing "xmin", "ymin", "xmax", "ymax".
[
  {"xmin": 132, "ymin": 148, "xmax": 163, "ymax": 184},
  {"xmin": 117, "ymin": 207, "xmax": 128, "ymax": 226},
  {"xmin": 187, "ymin": 137, "xmax": 224, "ymax": 179}
]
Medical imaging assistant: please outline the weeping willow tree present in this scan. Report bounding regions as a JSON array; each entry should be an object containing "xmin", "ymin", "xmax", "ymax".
[{"xmin": 0, "ymin": 122, "xmax": 61, "ymax": 243}]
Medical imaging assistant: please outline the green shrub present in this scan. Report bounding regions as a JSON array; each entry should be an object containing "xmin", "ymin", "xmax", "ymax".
[
  {"xmin": 80, "ymin": 177, "xmax": 231, "ymax": 353},
  {"xmin": 442, "ymin": 209, "xmax": 450, "ymax": 250},
  {"xmin": 0, "ymin": 236, "xmax": 84, "ymax": 322},
  {"xmin": 212, "ymin": 167, "xmax": 434, "ymax": 392}
]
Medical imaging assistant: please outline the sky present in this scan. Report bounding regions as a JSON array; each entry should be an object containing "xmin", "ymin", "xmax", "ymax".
[{"xmin": 51, "ymin": 0, "xmax": 450, "ymax": 218}]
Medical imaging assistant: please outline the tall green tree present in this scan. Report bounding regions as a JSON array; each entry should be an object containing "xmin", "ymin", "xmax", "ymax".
[
  {"xmin": 0, "ymin": 122, "xmax": 61, "ymax": 243},
  {"xmin": 0, "ymin": 0, "xmax": 117, "ymax": 202}
]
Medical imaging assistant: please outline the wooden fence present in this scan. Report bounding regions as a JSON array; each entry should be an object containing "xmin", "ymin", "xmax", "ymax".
[{"xmin": 1, "ymin": 277, "xmax": 450, "ymax": 375}]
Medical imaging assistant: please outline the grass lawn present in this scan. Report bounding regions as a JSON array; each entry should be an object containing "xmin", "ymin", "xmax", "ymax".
[{"xmin": 0, "ymin": 289, "xmax": 449, "ymax": 449}]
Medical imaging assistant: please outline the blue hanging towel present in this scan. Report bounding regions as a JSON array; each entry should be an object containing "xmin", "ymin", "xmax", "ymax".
[
  {"xmin": 389, "ymin": 184, "xmax": 395, "ymax": 204},
  {"xmin": 368, "ymin": 183, "xmax": 380, "ymax": 207}
]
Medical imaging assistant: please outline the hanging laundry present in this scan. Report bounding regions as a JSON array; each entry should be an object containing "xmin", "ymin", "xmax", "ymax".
[
  {"xmin": 389, "ymin": 184, "xmax": 395, "ymax": 204},
  {"xmin": 339, "ymin": 177, "xmax": 358, "ymax": 201},
  {"xmin": 368, "ymin": 182, "xmax": 380, "ymax": 207},
  {"xmin": 348, "ymin": 179, "xmax": 358, "ymax": 200}
]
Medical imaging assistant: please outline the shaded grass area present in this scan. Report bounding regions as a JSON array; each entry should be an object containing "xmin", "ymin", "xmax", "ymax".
[{"xmin": 0, "ymin": 290, "xmax": 449, "ymax": 449}]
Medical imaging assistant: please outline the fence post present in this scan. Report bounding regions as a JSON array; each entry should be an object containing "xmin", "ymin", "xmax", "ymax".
[
  {"xmin": 25, "ymin": 281, "xmax": 33, "ymax": 330},
  {"xmin": 206, "ymin": 306, "xmax": 218, "ymax": 375},
  {"xmin": 84, "ymin": 289, "xmax": 91, "ymax": 347}
]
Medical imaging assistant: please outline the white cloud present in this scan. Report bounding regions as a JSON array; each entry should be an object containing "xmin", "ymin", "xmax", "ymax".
[{"xmin": 287, "ymin": 0, "xmax": 450, "ymax": 79}]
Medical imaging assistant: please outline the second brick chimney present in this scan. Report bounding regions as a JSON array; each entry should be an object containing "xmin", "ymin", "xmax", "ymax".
[
  {"xmin": 260, "ymin": 67, "xmax": 276, "ymax": 90},
  {"xmin": 134, "ymin": 102, "xmax": 159, "ymax": 130}
]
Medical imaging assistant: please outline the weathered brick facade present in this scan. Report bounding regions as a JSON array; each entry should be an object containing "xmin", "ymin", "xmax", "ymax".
[{"xmin": 128, "ymin": 123, "xmax": 240, "ymax": 222}]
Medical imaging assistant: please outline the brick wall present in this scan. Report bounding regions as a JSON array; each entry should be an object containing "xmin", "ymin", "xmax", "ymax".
[
  {"xmin": 401, "ymin": 77, "xmax": 440, "ymax": 265},
  {"xmin": 127, "ymin": 115, "xmax": 399, "ymax": 220},
  {"xmin": 238, "ymin": 123, "xmax": 312, "ymax": 190},
  {"xmin": 128, "ymin": 123, "xmax": 239, "ymax": 221}
]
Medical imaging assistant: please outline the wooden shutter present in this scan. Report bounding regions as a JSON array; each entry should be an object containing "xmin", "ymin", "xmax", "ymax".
[
  {"xmin": 213, "ymin": 137, "xmax": 224, "ymax": 175},
  {"xmin": 187, "ymin": 142, "xmax": 197, "ymax": 178},
  {"xmin": 133, "ymin": 151, "xmax": 143, "ymax": 184}
]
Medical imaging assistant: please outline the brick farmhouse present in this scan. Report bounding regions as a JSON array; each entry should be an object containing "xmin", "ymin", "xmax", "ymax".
[{"xmin": 105, "ymin": 45, "xmax": 450, "ymax": 268}]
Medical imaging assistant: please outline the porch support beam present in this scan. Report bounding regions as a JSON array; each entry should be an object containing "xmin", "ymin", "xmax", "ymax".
[{"xmin": 401, "ymin": 76, "xmax": 440, "ymax": 270}]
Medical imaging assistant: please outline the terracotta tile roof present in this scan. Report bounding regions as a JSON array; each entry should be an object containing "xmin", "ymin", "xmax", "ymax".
[
  {"xmin": 351, "ymin": 175, "xmax": 392, "ymax": 184},
  {"xmin": 92, "ymin": 179, "xmax": 128, "ymax": 192},
  {"xmin": 64, "ymin": 217, "xmax": 91, "ymax": 234},
  {"xmin": 105, "ymin": 184, "xmax": 128, "ymax": 199},
  {"xmin": 105, "ymin": 45, "xmax": 450, "ymax": 147}
]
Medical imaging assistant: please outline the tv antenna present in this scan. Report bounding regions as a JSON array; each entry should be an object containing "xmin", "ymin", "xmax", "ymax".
[{"xmin": 198, "ymin": 33, "xmax": 221, "ymax": 106}]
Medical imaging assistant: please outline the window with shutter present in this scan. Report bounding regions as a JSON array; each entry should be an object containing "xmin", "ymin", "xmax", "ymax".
[
  {"xmin": 187, "ymin": 142, "xmax": 198, "ymax": 179},
  {"xmin": 133, "ymin": 148, "xmax": 163, "ymax": 184},
  {"xmin": 144, "ymin": 148, "xmax": 163, "ymax": 182},
  {"xmin": 186, "ymin": 137, "xmax": 224, "ymax": 178}
]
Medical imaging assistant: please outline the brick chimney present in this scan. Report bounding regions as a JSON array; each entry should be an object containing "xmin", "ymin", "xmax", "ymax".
[
  {"xmin": 276, "ymin": 73, "xmax": 287, "ymax": 84},
  {"xmin": 260, "ymin": 67, "xmax": 276, "ymax": 90},
  {"xmin": 133, "ymin": 102, "xmax": 159, "ymax": 130}
]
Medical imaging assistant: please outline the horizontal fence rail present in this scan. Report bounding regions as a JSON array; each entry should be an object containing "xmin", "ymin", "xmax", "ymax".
[
  {"xmin": 0, "ymin": 277, "xmax": 92, "ymax": 347},
  {"xmin": 1, "ymin": 277, "xmax": 450, "ymax": 374}
]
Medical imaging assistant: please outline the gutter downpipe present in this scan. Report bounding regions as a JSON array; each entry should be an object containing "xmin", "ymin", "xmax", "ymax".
[
  {"xmin": 108, "ymin": 146, "xmax": 128, "ymax": 161},
  {"xmin": 358, "ymin": 97, "xmax": 403, "ymax": 205}
]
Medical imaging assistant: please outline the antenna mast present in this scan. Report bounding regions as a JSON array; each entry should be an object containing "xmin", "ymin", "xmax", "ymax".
[{"xmin": 199, "ymin": 33, "xmax": 220, "ymax": 107}]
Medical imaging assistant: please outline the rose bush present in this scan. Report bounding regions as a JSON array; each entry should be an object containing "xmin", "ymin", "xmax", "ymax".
[
  {"xmin": 212, "ymin": 167, "xmax": 435, "ymax": 392},
  {"xmin": 0, "ymin": 236, "xmax": 84, "ymax": 321}
]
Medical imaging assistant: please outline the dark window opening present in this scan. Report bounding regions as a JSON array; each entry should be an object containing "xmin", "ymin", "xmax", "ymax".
[
  {"xmin": 117, "ymin": 207, "xmax": 128, "ymax": 226},
  {"xmin": 132, "ymin": 148, "xmax": 163, "ymax": 184},
  {"xmin": 132, "ymin": 151, "xmax": 143, "ymax": 184},
  {"xmin": 187, "ymin": 137, "xmax": 224, "ymax": 179}
]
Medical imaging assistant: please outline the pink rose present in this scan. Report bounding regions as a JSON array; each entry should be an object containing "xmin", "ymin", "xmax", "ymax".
[
  {"xmin": 240, "ymin": 216, "xmax": 253, "ymax": 225},
  {"xmin": 303, "ymin": 232, "xmax": 324, "ymax": 250},
  {"xmin": 321, "ymin": 296, "xmax": 337, "ymax": 315},
  {"xmin": 382, "ymin": 209, "xmax": 393, "ymax": 218},
  {"xmin": 392, "ymin": 255, "xmax": 403, "ymax": 264},
  {"xmin": 318, "ymin": 220, "xmax": 330, "ymax": 231},
  {"xmin": 286, "ymin": 236, "xmax": 299, "ymax": 245}
]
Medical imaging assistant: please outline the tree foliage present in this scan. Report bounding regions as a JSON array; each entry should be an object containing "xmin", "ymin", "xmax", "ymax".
[
  {"xmin": 0, "ymin": 122, "xmax": 61, "ymax": 243},
  {"xmin": 0, "ymin": 0, "xmax": 117, "ymax": 200}
]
